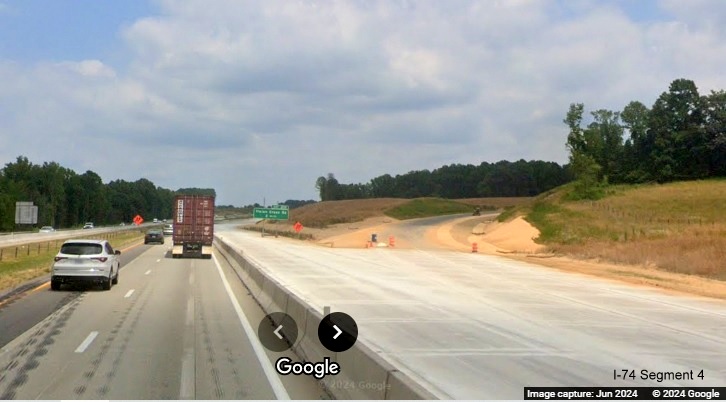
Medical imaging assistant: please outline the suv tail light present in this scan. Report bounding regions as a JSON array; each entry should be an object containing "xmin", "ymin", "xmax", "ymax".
[
  {"xmin": 54, "ymin": 256, "xmax": 67, "ymax": 262},
  {"xmin": 92, "ymin": 257, "xmax": 108, "ymax": 262}
]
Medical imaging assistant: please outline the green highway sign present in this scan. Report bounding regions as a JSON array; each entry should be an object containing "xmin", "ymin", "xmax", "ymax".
[
  {"xmin": 270, "ymin": 204, "xmax": 289, "ymax": 210},
  {"xmin": 253, "ymin": 207, "xmax": 289, "ymax": 220}
]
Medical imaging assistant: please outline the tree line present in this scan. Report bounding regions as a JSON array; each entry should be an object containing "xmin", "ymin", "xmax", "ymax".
[
  {"xmin": 315, "ymin": 159, "xmax": 572, "ymax": 201},
  {"xmin": 565, "ymin": 78, "xmax": 725, "ymax": 198},
  {"xmin": 0, "ymin": 156, "xmax": 212, "ymax": 231}
]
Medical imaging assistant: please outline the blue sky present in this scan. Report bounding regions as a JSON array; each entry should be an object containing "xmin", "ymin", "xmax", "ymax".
[
  {"xmin": 1, "ymin": 1, "xmax": 725, "ymax": 206},
  {"xmin": 0, "ymin": 0, "xmax": 154, "ymax": 62}
]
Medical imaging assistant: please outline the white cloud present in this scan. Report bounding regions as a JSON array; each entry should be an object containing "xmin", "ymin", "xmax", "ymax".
[{"xmin": 2, "ymin": 0, "xmax": 726, "ymax": 204}]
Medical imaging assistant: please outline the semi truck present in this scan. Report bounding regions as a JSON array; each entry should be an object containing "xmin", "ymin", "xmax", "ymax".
[{"xmin": 172, "ymin": 194, "xmax": 214, "ymax": 259}]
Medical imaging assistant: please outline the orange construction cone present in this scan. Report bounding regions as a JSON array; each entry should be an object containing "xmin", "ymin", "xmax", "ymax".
[
  {"xmin": 388, "ymin": 235, "xmax": 395, "ymax": 247},
  {"xmin": 472, "ymin": 242, "xmax": 478, "ymax": 253}
]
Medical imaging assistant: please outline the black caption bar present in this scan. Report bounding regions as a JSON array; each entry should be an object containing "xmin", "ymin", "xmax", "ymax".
[{"xmin": 524, "ymin": 387, "xmax": 726, "ymax": 400}]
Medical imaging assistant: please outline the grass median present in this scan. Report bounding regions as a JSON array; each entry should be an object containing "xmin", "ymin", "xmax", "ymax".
[{"xmin": 0, "ymin": 230, "xmax": 145, "ymax": 293}]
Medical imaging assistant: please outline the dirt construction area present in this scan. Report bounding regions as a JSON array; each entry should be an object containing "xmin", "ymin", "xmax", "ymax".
[{"xmin": 299, "ymin": 214, "xmax": 726, "ymax": 300}]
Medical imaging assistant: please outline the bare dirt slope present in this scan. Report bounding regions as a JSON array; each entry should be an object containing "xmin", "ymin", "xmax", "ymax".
[{"xmin": 311, "ymin": 212, "xmax": 726, "ymax": 300}]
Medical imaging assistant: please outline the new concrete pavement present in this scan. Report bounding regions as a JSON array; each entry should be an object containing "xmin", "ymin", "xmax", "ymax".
[{"xmin": 216, "ymin": 222, "xmax": 726, "ymax": 400}]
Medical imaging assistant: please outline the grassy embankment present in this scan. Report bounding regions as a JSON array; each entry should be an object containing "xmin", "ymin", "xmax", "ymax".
[
  {"xmin": 501, "ymin": 180, "xmax": 726, "ymax": 280},
  {"xmin": 246, "ymin": 197, "xmax": 531, "ymax": 239},
  {"xmin": 0, "ymin": 230, "xmax": 145, "ymax": 292}
]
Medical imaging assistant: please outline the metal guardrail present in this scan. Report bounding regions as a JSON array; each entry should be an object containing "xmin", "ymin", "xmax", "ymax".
[{"xmin": 0, "ymin": 223, "xmax": 161, "ymax": 249}]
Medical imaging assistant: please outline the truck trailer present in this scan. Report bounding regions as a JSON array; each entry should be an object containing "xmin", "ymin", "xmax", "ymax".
[{"xmin": 172, "ymin": 194, "xmax": 214, "ymax": 259}]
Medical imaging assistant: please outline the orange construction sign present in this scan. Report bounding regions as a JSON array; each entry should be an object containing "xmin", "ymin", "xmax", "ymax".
[
  {"xmin": 133, "ymin": 215, "xmax": 144, "ymax": 225},
  {"xmin": 293, "ymin": 221, "xmax": 303, "ymax": 233}
]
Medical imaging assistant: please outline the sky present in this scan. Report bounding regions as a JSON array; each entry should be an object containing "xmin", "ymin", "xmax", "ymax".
[{"xmin": 1, "ymin": 0, "xmax": 725, "ymax": 206}]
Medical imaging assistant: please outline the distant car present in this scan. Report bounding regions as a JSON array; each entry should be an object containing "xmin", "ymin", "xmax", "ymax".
[
  {"xmin": 83, "ymin": 222, "xmax": 94, "ymax": 229},
  {"xmin": 145, "ymin": 229, "xmax": 165, "ymax": 244},
  {"xmin": 119, "ymin": 222, "xmax": 126, "ymax": 226},
  {"xmin": 50, "ymin": 239, "xmax": 120, "ymax": 291},
  {"xmin": 153, "ymin": 218, "xmax": 159, "ymax": 223},
  {"xmin": 163, "ymin": 224, "xmax": 173, "ymax": 236},
  {"xmin": 39, "ymin": 226, "xmax": 55, "ymax": 233}
]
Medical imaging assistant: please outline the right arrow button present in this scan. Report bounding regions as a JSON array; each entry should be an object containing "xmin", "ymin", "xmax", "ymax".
[{"xmin": 318, "ymin": 312, "xmax": 358, "ymax": 352}]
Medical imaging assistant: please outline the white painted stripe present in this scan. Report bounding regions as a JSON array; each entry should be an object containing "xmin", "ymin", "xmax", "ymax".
[
  {"xmin": 74, "ymin": 331, "xmax": 99, "ymax": 353},
  {"xmin": 186, "ymin": 297, "xmax": 194, "ymax": 326},
  {"xmin": 156, "ymin": 259, "xmax": 161, "ymax": 262},
  {"xmin": 145, "ymin": 270, "xmax": 151, "ymax": 275},
  {"xmin": 179, "ymin": 348, "xmax": 195, "ymax": 399},
  {"xmin": 212, "ymin": 254, "xmax": 290, "ymax": 399},
  {"xmin": 124, "ymin": 289, "xmax": 135, "ymax": 298},
  {"xmin": 189, "ymin": 270, "xmax": 194, "ymax": 285},
  {"xmin": 180, "ymin": 291, "xmax": 196, "ymax": 398}
]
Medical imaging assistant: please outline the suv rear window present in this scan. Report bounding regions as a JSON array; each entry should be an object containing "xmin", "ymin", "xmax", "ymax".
[{"xmin": 61, "ymin": 243, "xmax": 103, "ymax": 255}]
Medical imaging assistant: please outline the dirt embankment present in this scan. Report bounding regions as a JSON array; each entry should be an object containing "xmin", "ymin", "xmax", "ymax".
[{"xmin": 311, "ymin": 214, "xmax": 726, "ymax": 300}]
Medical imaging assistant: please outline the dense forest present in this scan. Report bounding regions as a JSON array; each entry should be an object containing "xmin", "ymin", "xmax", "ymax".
[
  {"xmin": 315, "ymin": 159, "xmax": 572, "ymax": 201},
  {"xmin": 0, "ymin": 156, "xmax": 214, "ymax": 231},
  {"xmin": 565, "ymin": 78, "xmax": 725, "ymax": 198}
]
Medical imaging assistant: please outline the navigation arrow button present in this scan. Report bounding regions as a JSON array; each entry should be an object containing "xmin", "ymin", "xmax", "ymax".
[{"xmin": 318, "ymin": 312, "xmax": 358, "ymax": 352}]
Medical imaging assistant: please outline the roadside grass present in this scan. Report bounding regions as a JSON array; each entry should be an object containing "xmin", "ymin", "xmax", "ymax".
[
  {"xmin": 384, "ymin": 198, "xmax": 474, "ymax": 220},
  {"xmin": 285, "ymin": 198, "xmax": 409, "ymax": 228},
  {"xmin": 0, "ymin": 230, "xmax": 145, "ymax": 292},
  {"xmin": 455, "ymin": 197, "xmax": 533, "ymax": 210},
  {"xmin": 505, "ymin": 179, "xmax": 726, "ymax": 280}
]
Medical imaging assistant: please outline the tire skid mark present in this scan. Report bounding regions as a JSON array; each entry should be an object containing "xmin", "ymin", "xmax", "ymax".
[
  {"xmin": 0, "ymin": 292, "xmax": 84, "ymax": 399},
  {"xmin": 95, "ymin": 281, "xmax": 153, "ymax": 397},
  {"xmin": 203, "ymin": 284, "xmax": 247, "ymax": 399},
  {"xmin": 73, "ymin": 282, "xmax": 151, "ymax": 399},
  {"xmin": 72, "ymin": 282, "xmax": 152, "ymax": 398},
  {"xmin": 197, "ymin": 290, "xmax": 224, "ymax": 399}
]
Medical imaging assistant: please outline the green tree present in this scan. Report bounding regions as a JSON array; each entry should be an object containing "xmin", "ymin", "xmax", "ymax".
[{"xmin": 703, "ymin": 90, "xmax": 726, "ymax": 176}]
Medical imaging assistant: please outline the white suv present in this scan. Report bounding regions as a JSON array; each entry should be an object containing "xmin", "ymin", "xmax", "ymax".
[{"xmin": 51, "ymin": 240, "xmax": 121, "ymax": 290}]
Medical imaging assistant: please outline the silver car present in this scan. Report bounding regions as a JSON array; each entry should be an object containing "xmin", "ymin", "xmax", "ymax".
[
  {"xmin": 51, "ymin": 239, "xmax": 120, "ymax": 290},
  {"xmin": 39, "ymin": 226, "xmax": 55, "ymax": 233}
]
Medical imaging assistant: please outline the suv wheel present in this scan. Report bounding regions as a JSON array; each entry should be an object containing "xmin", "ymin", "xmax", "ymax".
[
  {"xmin": 102, "ymin": 273, "xmax": 112, "ymax": 290},
  {"xmin": 112, "ymin": 270, "xmax": 119, "ymax": 285},
  {"xmin": 51, "ymin": 279, "xmax": 61, "ymax": 291}
]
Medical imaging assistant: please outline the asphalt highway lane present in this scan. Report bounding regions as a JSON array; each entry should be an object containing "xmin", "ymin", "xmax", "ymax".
[
  {"xmin": 0, "ymin": 241, "xmax": 316, "ymax": 399},
  {"xmin": 0, "ymin": 242, "xmax": 149, "ymax": 348}
]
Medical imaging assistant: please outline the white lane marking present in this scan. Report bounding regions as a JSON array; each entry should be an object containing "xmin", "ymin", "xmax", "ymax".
[
  {"xmin": 186, "ymin": 297, "xmax": 194, "ymax": 327},
  {"xmin": 145, "ymin": 270, "xmax": 151, "ymax": 275},
  {"xmin": 74, "ymin": 331, "xmax": 99, "ymax": 353},
  {"xmin": 124, "ymin": 289, "xmax": 135, "ymax": 298},
  {"xmin": 189, "ymin": 270, "xmax": 194, "ymax": 285},
  {"xmin": 180, "ymin": 348, "xmax": 195, "ymax": 399},
  {"xmin": 156, "ymin": 259, "xmax": 161, "ymax": 262},
  {"xmin": 212, "ymin": 254, "xmax": 290, "ymax": 399},
  {"xmin": 180, "ymin": 295, "xmax": 195, "ymax": 399}
]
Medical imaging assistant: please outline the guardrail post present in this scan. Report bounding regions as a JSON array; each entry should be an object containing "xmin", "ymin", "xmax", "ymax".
[
  {"xmin": 15, "ymin": 247, "xmax": 18, "ymax": 258},
  {"xmin": 0, "ymin": 249, "xmax": 3, "ymax": 261}
]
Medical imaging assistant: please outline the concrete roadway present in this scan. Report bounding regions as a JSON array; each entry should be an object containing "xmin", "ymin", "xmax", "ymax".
[
  {"xmin": 0, "ymin": 240, "xmax": 324, "ymax": 399},
  {"xmin": 217, "ymin": 220, "xmax": 726, "ymax": 400}
]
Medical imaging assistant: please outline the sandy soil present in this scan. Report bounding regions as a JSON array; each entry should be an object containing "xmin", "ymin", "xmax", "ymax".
[{"xmin": 309, "ymin": 214, "xmax": 726, "ymax": 300}]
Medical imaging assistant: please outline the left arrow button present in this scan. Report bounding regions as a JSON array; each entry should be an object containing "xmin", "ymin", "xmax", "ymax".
[{"xmin": 258, "ymin": 313, "xmax": 298, "ymax": 352}]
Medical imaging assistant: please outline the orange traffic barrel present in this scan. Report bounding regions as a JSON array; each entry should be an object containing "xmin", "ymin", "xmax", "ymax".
[
  {"xmin": 472, "ymin": 242, "xmax": 478, "ymax": 253},
  {"xmin": 388, "ymin": 235, "xmax": 395, "ymax": 247}
]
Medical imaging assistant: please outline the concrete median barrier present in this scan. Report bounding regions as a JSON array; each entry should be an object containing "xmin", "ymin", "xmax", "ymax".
[{"xmin": 213, "ymin": 236, "xmax": 439, "ymax": 400}]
